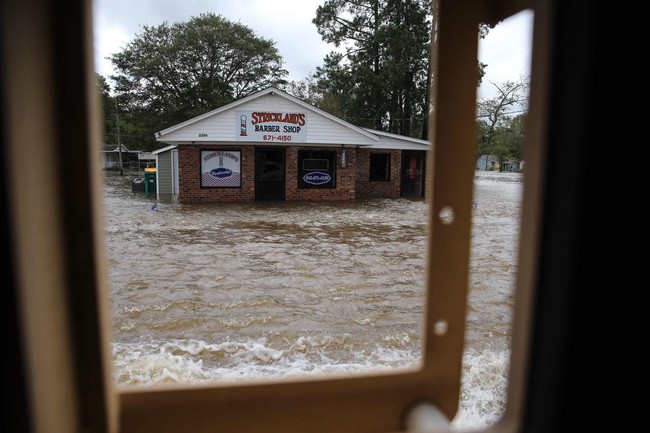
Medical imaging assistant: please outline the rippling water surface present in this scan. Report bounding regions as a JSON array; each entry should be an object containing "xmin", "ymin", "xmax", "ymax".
[{"xmin": 102, "ymin": 170, "xmax": 523, "ymax": 430}]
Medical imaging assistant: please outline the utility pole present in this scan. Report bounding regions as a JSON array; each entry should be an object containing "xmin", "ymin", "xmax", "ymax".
[{"xmin": 115, "ymin": 97, "xmax": 124, "ymax": 176}]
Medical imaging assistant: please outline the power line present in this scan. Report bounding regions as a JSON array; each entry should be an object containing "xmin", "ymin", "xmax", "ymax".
[{"xmin": 476, "ymin": 108, "xmax": 528, "ymax": 118}]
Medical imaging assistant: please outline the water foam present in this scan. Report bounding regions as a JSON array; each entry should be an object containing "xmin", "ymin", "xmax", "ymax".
[
  {"xmin": 451, "ymin": 347, "xmax": 510, "ymax": 430},
  {"xmin": 112, "ymin": 336, "xmax": 419, "ymax": 386}
]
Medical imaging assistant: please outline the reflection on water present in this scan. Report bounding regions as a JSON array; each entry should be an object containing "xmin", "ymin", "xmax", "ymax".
[{"xmin": 102, "ymin": 170, "xmax": 522, "ymax": 430}]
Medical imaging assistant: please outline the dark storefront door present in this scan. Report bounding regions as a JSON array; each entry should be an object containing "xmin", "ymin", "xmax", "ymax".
[
  {"xmin": 255, "ymin": 148, "xmax": 285, "ymax": 201},
  {"xmin": 400, "ymin": 151, "xmax": 426, "ymax": 198}
]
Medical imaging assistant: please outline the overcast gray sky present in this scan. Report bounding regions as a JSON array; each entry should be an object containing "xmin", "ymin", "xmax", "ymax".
[{"xmin": 92, "ymin": 0, "xmax": 533, "ymax": 100}]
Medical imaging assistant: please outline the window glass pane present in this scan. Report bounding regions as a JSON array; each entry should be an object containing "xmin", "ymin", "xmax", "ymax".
[
  {"xmin": 94, "ymin": 2, "xmax": 532, "ymax": 429},
  {"xmin": 298, "ymin": 150, "xmax": 336, "ymax": 189},
  {"xmin": 302, "ymin": 158, "xmax": 329, "ymax": 171},
  {"xmin": 95, "ymin": 0, "xmax": 430, "ymax": 389},
  {"xmin": 369, "ymin": 153, "xmax": 390, "ymax": 181}
]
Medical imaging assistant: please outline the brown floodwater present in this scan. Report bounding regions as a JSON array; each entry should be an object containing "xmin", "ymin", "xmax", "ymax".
[{"xmin": 101, "ymin": 170, "xmax": 523, "ymax": 430}]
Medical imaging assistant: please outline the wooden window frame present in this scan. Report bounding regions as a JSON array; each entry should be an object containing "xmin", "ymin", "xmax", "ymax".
[{"xmin": 1, "ymin": 0, "xmax": 553, "ymax": 432}]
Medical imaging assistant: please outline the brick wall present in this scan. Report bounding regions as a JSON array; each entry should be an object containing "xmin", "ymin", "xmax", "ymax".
[
  {"xmin": 178, "ymin": 145, "xmax": 255, "ymax": 203},
  {"xmin": 178, "ymin": 145, "xmax": 430, "ymax": 202},
  {"xmin": 355, "ymin": 149, "xmax": 401, "ymax": 199},
  {"xmin": 178, "ymin": 144, "xmax": 357, "ymax": 203}
]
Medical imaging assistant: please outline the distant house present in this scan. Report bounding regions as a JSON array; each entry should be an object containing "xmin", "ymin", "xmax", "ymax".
[
  {"xmin": 476, "ymin": 155, "xmax": 524, "ymax": 172},
  {"xmin": 101, "ymin": 144, "xmax": 154, "ymax": 171},
  {"xmin": 502, "ymin": 160, "xmax": 524, "ymax": 172},
  {"xmin": 138, "ymin": 151, "xmax": 156, "ymax": 168},
  {"xmin": 476, "ymin": 154, "xmax": 499, "ymax": 171}
]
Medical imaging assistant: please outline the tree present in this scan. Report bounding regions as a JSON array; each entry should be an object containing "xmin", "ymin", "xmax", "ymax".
[
  {"xmin": 283, "ymin": 77, "xmax": 320, "ymax": 106},
  {"xmin": 310, "ymin": 1, "xmax": 495, "ymax": 139},
  {"xmin": 476, "ymin": 79, "xmax": 529, "ymax": 170},
  {"xmin": 96, "ymin": 73, "xmax": 116, "ymax": 142},
  {"xmin": 312, "ymin": 0, "xmax": 432, "ymax": 138},
  {"xmin": 110, "ymin": 13, "xmax": 288, "ymax": 150},
  {"xmin": 478, "ymin": 22, "xmax": 497, "ymax": 84},
  {"xmin": 96, "ymin": 73, "xmax": 139, "ymax": 160}
]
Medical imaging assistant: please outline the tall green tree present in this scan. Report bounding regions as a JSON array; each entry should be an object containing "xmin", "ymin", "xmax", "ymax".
[
  {"xmin": 110, "ymin": 13, "xmax": 288, "ymax": 150},
  {"xmin": 96, "ymin": 73, "xmax": 144, "ymax": 152},
  {"xmin": 96, "ymin": 73, "xmax": 116, "ymax": 143},
  {"xmin": 310, "ymin": 1, "xmax": 495, "ymax": 139},
  {"xmin": 312, "ymin": 0, "xmax": 432, "ymax": 138},
  {"xmin": 476, "ymin": 79, "xmax": 529, "ymax": 170}
]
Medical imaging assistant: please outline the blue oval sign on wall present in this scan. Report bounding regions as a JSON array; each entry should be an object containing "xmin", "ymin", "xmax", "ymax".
[
  {"xmin": 303, "ymin": 171, "xmax": 331, "ymax": 185},
  {"xmin": 211, "ymin": 168, "xmax": 233, "ymax": 178}
]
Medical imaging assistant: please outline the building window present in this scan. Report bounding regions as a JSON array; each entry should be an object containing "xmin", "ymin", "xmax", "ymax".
[
  {"xmin": 369, "ymin": 153, "xmax": 391, "ymax": 181},
  {"xmin": 302, "ymin": 158, "xmax": 329, "ymax": 171},
  {"xmin": 298, "ymin": 150, "xmax": 336, "ymax": 188}
]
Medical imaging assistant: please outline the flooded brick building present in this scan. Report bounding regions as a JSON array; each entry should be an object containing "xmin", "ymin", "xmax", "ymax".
[{"xmin": 153, "ymin": 87, "xmax": 429, "ymax": 203}]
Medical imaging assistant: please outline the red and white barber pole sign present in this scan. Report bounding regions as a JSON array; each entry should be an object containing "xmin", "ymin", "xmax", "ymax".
[{"xmin": 236, "ymin": 111, "xmax": 307, "ymax": 143}]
